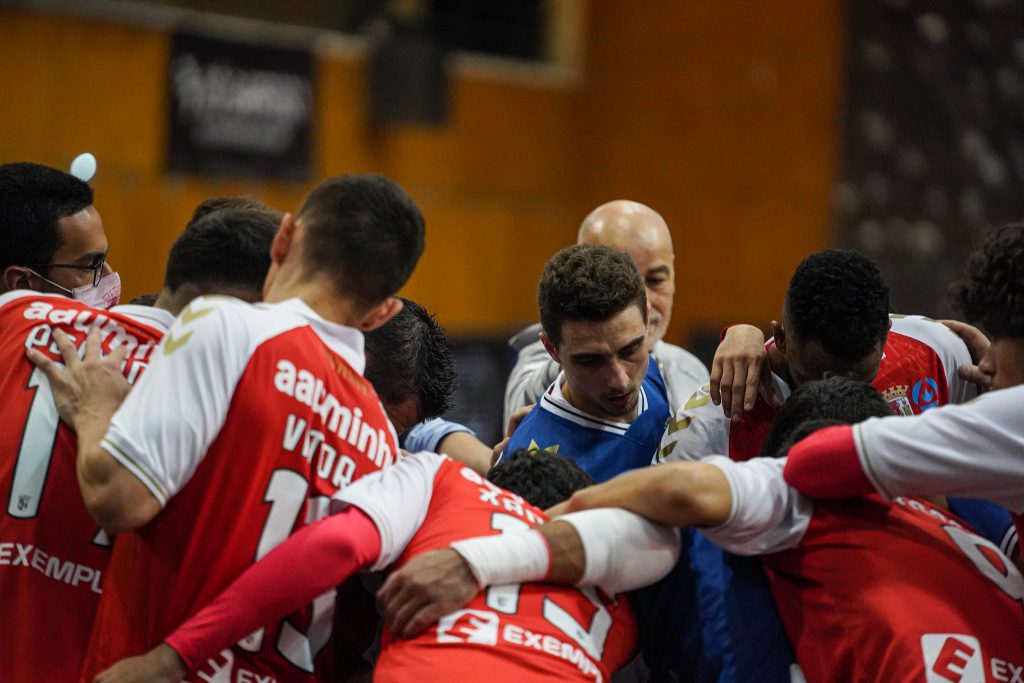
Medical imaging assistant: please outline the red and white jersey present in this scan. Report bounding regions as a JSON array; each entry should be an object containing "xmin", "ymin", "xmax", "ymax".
[
  {"xmin": 80, "ymin": 296, "xmax": 398, "ymax": 683},
  {"xmin": 0, "ymin": 290, "xmax": 171, "ymax": 682},
  {"xmin": 657, "ymin": 315, "xmax": 976, "ymax": 463},
  {"xmin": 703, "ymin": 456, "xmax": 1024, "ymax": 683},
  {"xmin": 335, "ymin": 452, "xmax": 638, "ymax": 683}
]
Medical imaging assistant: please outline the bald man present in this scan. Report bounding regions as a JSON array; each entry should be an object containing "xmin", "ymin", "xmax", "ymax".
[{"xmin": 504, "ymin": 201, "xmax": 708, "ymax": 426}]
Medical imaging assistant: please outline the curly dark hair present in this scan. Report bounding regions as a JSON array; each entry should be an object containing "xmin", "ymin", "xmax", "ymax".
[
  {"xmin": 784, "ymin": 249, "xmax": 890, "ymax": 363},
  {"xmin": 487, "ymin": 448, "xmax": 595, "ymax": 510},
  {"xmin": 364, "ymin": 297, "xmax": 456, "ymax": 421},
  {"xmin": 951, "ymin": 223, "xmax": 1024, "ymax": 339},
  {"xmin": 0, "ymin": 162, "xmax": 94, "ymax": 275},
  {"xmin": 762, "ymin": 376, "xmax": 893, "ymax": 458},
  {"xmin": 539, "ymin": 244, "xmax": 647, "ymax": 346}
]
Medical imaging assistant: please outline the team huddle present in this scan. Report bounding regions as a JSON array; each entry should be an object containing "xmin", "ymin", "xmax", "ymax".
[{"xmin": 0, "ymin": 161, "xmax": 1021, "ymax": 683}]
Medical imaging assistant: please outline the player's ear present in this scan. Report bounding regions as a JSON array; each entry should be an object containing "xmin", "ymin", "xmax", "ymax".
[
  {"xmin": 358, "ymin": 296, "xmax": 403, "ymax": 332},
  {"xmin": 771, "ymin": 319, "xmax": 786, "ymax": 351},
  {"xmin": 1, "ymin": 265, "xmax": 35, "ymax": 293},
  {"xmin": 270, "ymin": 213, "xmax": 296, "ymax": 266},
  {"xmin": 540, "ymin": 330, "xmax": 561, "ymax": 364}
]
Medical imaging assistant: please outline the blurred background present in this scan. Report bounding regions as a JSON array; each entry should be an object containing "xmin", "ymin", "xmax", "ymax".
[{"xmin": 2, "ymin": 0, "xmax": 1022, "ymax": 441}]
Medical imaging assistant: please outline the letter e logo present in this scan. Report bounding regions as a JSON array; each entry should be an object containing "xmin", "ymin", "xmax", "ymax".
[{"xmin": 921, "ymin": 634, "xmax": 983, "ymax": 682}]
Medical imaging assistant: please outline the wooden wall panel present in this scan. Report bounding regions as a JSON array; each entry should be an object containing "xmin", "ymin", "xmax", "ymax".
[{"xmin": 0, "ymin": 3, "xmax": 842, "ymax": 341}]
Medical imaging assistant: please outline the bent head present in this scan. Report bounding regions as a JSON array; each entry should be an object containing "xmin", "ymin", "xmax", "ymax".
[
  {"xmin": 578, "ymin": 200, "xmax": 675, "ymax": 345},
  {"xmin": 487, "ymin": 449, "xmax": 595, "ymax": 510},
  {"xmin": 159, "ymin": 205, "xmax": 280, "ymax": 314},
  {"xmin": 264, "ymin": 173, "xmax": 425, "ymax": 331},
  {"xmin": 0, "ymin": 162, "xmax": 118, "ymax": 307},
  {"xmin": 953, "ymin": 222, "xmax": 1024, "ymax": 391},
  {"xmin": 364, "ymin": 297, "xmax": 456, "ymax": 434},
  {"xmin": 539, "ymin": 244, "xmax": 649, "ymax": 421},
  {"xmin": 776, "ymin": 249, "xmax": 890, "ymax": 387},
  {"xmin": 762, "ymin": 376, "xmax": 894, "ymax": 458}
]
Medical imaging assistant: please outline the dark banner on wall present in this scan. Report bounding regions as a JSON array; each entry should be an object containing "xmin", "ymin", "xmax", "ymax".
[
  {"xmin": 167, "ymin": 32, "xmax": 314, "ymax": 180},
  {"xmin": 835, "ymin": 1, "xmax": 1024, "ymax": 317}
]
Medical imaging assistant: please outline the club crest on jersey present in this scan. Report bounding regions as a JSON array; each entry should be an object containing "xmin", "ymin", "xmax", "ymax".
[
  {"xmin": 882, "ymin": 384, "xmax": 914, "ymax": 416},
  {"xmin": 912, "ymin": 377, "xmax": 940, "ymax": 412},
  {"xmin": 437, "ymin": 609, "xmax": 500, "ymax": 646},
  {"xmin": 921, "ymin": 634, "xmax": 983, "ymax": 683}
]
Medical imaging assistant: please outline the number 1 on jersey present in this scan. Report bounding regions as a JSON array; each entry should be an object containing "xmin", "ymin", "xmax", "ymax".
[{"xmin": 8, "ymin": 368, "xmax": 59, "ymax": 518}]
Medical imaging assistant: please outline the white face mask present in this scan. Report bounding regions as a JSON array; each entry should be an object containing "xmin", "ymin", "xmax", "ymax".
[{"xmin": 28, "ymin": 269, "xmax": 122, "ymax": 310}]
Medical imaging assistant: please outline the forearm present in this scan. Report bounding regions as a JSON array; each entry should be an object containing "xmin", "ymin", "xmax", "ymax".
[
  {"xmin": 167, "ymin": 507, "xmax": 381, "ymax": 671},
  {"xmin": 565, "ymin": 462, "xmax": 732, "ymax": 528},
  {"xmin": 437, "ymin": 431, "xmax": 492, "ymax": 476}
]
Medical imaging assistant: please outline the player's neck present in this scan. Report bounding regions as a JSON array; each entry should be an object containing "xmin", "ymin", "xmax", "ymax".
[
  {"xmin": 265, "ymin": 276, "xmax": 364, "ymax": 328},
  {"xmin": 766, "ymin": 344, "xmax": 792, "ymax": 386}
]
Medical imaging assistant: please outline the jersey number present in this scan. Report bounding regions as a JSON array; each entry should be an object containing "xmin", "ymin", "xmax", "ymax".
[
  {"xmin": 238, "ymin": 469, "xmax": 334, "ymax": 673},
  {"xmin": 485, "ymin": 512, "xmax": 613, "ymax": 660}
]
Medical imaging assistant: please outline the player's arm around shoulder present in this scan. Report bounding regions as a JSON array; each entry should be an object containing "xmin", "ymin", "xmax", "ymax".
[
  {"xmin": 655, "ymin": 383, "xmax": 730, "ymax": 464},
  {"xmin": 50, "ymin": 297, "xmax": 247, "ymax": 533}
]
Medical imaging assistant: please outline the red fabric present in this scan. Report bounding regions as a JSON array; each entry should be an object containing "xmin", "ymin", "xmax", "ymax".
[
  {"xmin": 765, "ymin": 496, "xmax": 1023, "ymax": 683},
  {"xmin": 80, "ymin": 326, "xmax": 397, "ymax": 682},
  {"xmin": 0, "ymin": 294, "xmax": 165, "ymax": 682},
  {"xmin": 166, "ymin": 507, "xmax": 381, "ymax": 671},
  {"xmin": 782, "ymin": 424, "xmax": 875, "ymax": 499},
  {"xmin": 375, "ymin": 459, "xmax": 637, "ymax": 683}
]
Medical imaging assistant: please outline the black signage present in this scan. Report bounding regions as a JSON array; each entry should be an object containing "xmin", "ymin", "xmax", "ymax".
[{"xmin": 167, "ymin": 32, "xmax": 314, "ymax": 180}]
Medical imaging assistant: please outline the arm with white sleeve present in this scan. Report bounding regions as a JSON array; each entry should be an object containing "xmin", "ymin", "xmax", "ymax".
[{"xmin": 784, "ymin": 386, "xmax": 1024, "ymax": 515}]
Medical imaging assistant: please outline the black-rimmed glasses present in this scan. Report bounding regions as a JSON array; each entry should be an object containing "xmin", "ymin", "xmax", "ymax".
[{"xmin": 28, "ymin": 252, "xmax": 108, "ymax": 287}]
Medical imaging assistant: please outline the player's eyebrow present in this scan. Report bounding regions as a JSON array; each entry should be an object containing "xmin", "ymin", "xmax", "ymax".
[{"xmin": 646, "ymin": 265, "xmax": 671, "ymax": 277}]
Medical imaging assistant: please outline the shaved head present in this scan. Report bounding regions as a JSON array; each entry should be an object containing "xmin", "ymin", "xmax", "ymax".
[{"xmin": 577, "ymin": 200, "xmax": 676, "ymax": 344}]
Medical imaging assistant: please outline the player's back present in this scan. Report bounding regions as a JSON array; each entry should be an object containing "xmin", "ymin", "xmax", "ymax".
[
  {"xmin": 375, "ymin": 458, "xmax": 637, "ymax": 682},
  {"xmin": 81, "ymin": 296, "xmax": 398, "ymax": 682},
  {"xmin": 0, "ymin": 291, "xmax": 168, "ymax": 681},
  {"xmin": 764, "ymin": 495, "xmax": 1023, "ymax": 683}
]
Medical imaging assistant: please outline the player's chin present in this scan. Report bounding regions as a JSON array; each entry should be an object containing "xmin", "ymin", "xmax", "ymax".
[{"xmin": 602, "ymin": 392, "xmax": 639, "ymax": 418}]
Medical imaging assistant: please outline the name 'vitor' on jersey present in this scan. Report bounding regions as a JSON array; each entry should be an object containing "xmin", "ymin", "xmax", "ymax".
[{"xmin": 274, "ymin": 358, "xmax": 395, "ymax": 489}]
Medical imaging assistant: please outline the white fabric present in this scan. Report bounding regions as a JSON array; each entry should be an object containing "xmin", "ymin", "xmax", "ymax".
[
  {"xmin": 558, "ymin": 508, "xmax": 682, "ymax": 594},
  {"xmin": 888, "ymin": 314, "xmax": 978, "ymax": 406},
  {"xmin": 701, "ymin": 456, "xmax": 812, "ymax": 555},
  {"xmin": 111, "ymin": 304, "xmax": 175, "ymax": 332},
  {"xmin": 450, "ymin": 529, "xmax": 550, "ymax": 588},
  {"xmin": 855, "ymin": 385, "xmax": 1024, "ymax": 514},
  {"xmin": 100, "ymin": 296, "xmax": 366, "ymax": 506},
  {"xmin": 331, "ymin": 451, "xmax": 444, "ymax": 571},
  {"xmin": 503, "ymin": 324, "xmax": 708, "ymax": 426}
]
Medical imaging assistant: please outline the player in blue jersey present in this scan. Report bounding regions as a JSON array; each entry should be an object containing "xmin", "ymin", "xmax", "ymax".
[{"xmin": 500, "ymin": 243, "xmax": 670, "ymax": 482}]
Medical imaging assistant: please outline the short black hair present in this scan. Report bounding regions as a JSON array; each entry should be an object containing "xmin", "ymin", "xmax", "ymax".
[
  {"xmin": 487, "ymin": 449, "xmax": 596, "ymax": 510},
  {"xmin": 539, "ymin": 244, "xmax": 647, "ymax": 346},
  {"xmin": 163, "ymin": 208, "xmax": 277, "ymax": 297},
  {"xmin": 364, "ymin": 297, "xmax": 456, "ymax": 421},
  {"xmin": 127, "ymin": 293, "xmax": 159, "ymax": 306},
  {"xmin": 189, "ymin": 195, "xmax": 284, "ymax": 226},
  {"xmin": 785, "ymin": 249, "xmax": 890, "ymax": 362},
  {"xmin": 0, "ymin": 162, "xmax": 95, "ymax": 274},
  {"xmin": 762, "ymin": 376, "xmax": 893, "ymax": 458},
  {"xmin": 952, "ymin": 223, "xmax": 1024, "ymax": 340},
  {"xmin": 297, "ymin": 174, "xmax": 425, "ymax": 309}
]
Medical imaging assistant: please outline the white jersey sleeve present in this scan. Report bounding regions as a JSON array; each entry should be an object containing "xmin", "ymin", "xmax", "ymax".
[
  {"xmin": 655, "ymin": 384, "xmax": 730, "ymax": 463},
  {"xmin": 890, "ymin": 315, "xmax": 978, "ymax": 405},
  {"xmin": 503, "ymin": 333, "xmax": 559, "ymax": 429},
  {"xmin": 701, "ymin": 455, "xmax": 812, "ymax": 555},
  {"xmin": 100, "ymin": 296, "xmax": 298, "ymax": 506},
  {"xmin": 330, "ymin": 451, "xmax": 445, "ymax": 570},
  {"xmin": 651, "ymin": 340, "xmax": 711, "ymax": 411},
  {"xmin": 855, "ymin": 385, "xmax": 1024, "ymax": 514}
]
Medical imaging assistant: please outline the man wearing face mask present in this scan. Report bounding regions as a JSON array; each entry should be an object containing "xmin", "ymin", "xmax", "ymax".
[{"xmin": 0, "ymin": 161, "xmax": 121, "ymax": 309}]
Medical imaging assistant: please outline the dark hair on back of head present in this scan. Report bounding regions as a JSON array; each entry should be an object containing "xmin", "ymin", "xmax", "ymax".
[
  {"xmin": 163, "ymin": 208, "xmax": 277, "ymax": 297},
  {"xmin": 0, "ymin": 162, "xmax": 94, "ymax": 273},
  {"xmin": 951, "ymin": 223, "xmax": 1024, "ymax": 339},
  {"xmin": 761, "ymin": 376, "xmax": 893, "ymax": 458},
  {"xmin": 189, "ymin": 196, "xmax": 284, "ymax": 226},
  {"xmin": 487, "ymin": 449, "xmax": 596, "ymax": 510},
  {"xmin": 539, "ymin": 244, "xmax": 647, "ymax": 346},
  {"xmin": 785, "ymin": 249, "xmax": 890, "ymax": 362},
  {"xmin": 297, "ymin": 174, "xmax": 425, "ymax": 309},
  {"xmin": 364, "ymin": 297, "xmax": 456, "ymax": 421}
]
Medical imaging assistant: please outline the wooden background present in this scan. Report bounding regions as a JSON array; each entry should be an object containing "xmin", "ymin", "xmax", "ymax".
[{"xmin": 0, "ymin": 1, "xmax": 842, "ymax": 345}]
